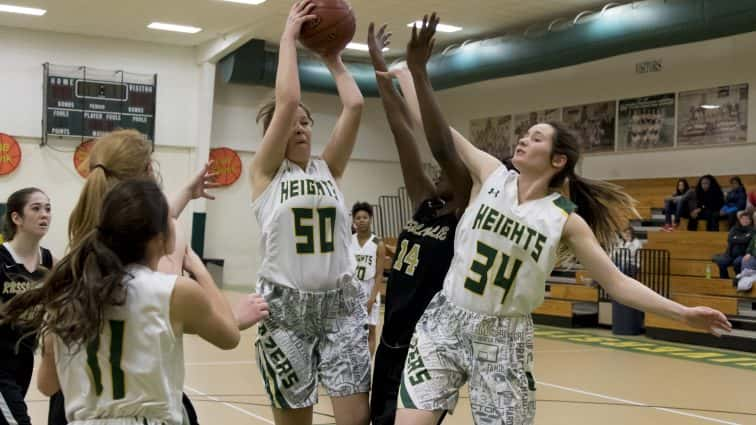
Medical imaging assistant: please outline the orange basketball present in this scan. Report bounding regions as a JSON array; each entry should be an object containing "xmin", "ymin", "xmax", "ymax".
[{"xmin": 299, "ymin": 0, "xmax": 356, "ymax": 56}]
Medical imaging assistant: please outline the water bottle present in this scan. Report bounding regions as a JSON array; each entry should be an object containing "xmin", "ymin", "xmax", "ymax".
[{"xmin": 705, "ymin": 264, "xmax": 712, "ymax": 279}]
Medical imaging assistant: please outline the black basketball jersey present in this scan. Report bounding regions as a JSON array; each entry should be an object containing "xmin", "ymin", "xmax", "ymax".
[
  {"xmin": 0, "ymin": 243, "xmax": 53, "ymax": 354},
  {"xmin": 382, "ymin": 199, "xmax": 457, "ymax": 346}
]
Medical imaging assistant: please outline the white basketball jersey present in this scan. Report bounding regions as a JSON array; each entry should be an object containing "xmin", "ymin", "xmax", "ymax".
[
  {"xmin": 54, "ymin": 265, "xmax": 184, "ymax": 424},
  {"xmin": 444, "ymin": 166, "xmax": 575, "ymax": 316},
  {"xmin": 351, "ymin": 233, "xmax": 378, "ymax": 285},
  {"xmin": 254, "ymin": 159, "xmax": 355, "ymax": 291}
]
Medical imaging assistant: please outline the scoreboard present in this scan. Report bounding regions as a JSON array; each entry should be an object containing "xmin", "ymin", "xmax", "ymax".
[{"xmin": 43, "ymin": 64, "xmax": 156, "ymax": 144}]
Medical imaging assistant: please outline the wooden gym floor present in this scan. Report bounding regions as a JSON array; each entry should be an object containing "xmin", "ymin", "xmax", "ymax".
[{"xmin": 27, "ymin": 290, "xmax": 755, "ymax": 425}]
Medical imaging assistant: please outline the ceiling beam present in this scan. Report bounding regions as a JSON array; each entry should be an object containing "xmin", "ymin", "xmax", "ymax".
[{"xmin": 195, "ymin": 24, "xmax": 259, "ymax": 65}]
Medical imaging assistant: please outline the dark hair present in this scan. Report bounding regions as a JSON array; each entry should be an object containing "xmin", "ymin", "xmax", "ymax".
[
  {"xmin": 696, "ymin": 174, "xmax": 723, "ymax": 196},
  {"xmin": 730, "ymin": 176, "xmax": 743, "ymax": 187},
  {"xmin": 1, "ymin": 179, "xmax": 169, "ymax": 349},
  {"xmin": 546, "ymin": 121, "xmax": 638, "ymax": 249},
  {"xmin": 2, "ymin": 188, "xmax": 46, "ymax": 241},
  {"xmin": 256, "ymin": 99, "xmax": 314, "ymax": 135},
  {"xmin": 352, "ymin": 202, "xmax": 373, "ymax": 218},
  {"xmin": 675, "ymin": 179, "xmax": 690, "ymax": 196}
]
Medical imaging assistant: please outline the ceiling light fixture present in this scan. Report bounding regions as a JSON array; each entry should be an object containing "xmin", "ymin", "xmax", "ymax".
[
  {"xmin": 407, "ymin": 21, "xmax": 462, "ymax": 33},
  {"xmin": 223, "ymin": 0, "xmax": 267, "ymax": 5},
  {"xmin": 147, "ymin": 22, "xmax": 202, "ymax": 34},
  {"xmin": 701, "ymin": 104, "xmax": 721, "ymax": 109},
  {"xmin": 0, "ymin": 4, "xmax": 46, "ymax": 16}
]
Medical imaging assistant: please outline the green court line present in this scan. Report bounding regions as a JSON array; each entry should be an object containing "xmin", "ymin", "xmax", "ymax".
[{"xmin": 534, "ymin": 326, "xmax": 756, "ymax": 372}]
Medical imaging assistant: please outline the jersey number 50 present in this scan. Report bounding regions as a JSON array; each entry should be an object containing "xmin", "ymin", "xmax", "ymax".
[
  {"xmin": 292, "ymin": 208, "xmax": 336, "ymax": 254},
  {"xmin": 465, "ymin": 241, "xmax": 523, "ymax": 304}
]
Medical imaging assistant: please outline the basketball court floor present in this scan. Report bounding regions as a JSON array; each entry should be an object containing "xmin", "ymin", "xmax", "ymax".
[{"xmin": 27, "ymin": 290, "xmax": 755, "ymax": 425}]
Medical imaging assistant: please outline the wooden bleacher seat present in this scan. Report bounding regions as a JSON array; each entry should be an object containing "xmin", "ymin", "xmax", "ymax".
[{"xmin": 608, "ymin": 174, "xmax": 756, "ymax": 220}]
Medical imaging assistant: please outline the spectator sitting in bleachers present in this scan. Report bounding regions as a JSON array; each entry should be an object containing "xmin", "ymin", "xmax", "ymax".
[
  {"xmin": 614, "ymin": 227, "xmax": 644, "ymax": 277},
  {"xmin": 662, "ymin": 178, "xmax": 691, "ymax": 231},
  {"xmin": 748, "ymin": 189, "xmax": 756, "ymax": 209},
  {"xmin": 721, "ymin": 176, "xmax": 747, "ymax": 229},
  {"xmin": 712, "ymin": 210, "xmax": 754, "ymax": 279},
  {"xmin": 734, "ymin": 217, "xmax": 756, "ymax": 291},
  {"xmin": 679, "ymin": 174, "xmax": 724, "ymax": 231}
]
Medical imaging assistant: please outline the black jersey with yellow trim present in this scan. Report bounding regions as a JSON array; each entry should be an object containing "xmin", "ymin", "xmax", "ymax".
[
  {"xmin": 0, "ymin": 244, "xmax": 53, "ymax": 354},
  {"xmin": 382, "ymin": 199, "xmax": 457, "ymax": 346}
]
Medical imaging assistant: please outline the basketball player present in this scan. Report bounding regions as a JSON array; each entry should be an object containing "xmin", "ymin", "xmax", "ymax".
[
  {"xmin": 366, "ymin": 22, "xmax": 472, "ymax": 425},
  {"xmin": 48, "ymin": 129, "xmax": 267, "ymax": 425},
  {"xmin": 350, "ymin": 202, "xmax": 385, "ymax": 356},
  {"xmin": 2, "ymin": 179, "xmax": 244, "ymax": 425},
  {"xmin": 0, "ymin": 188, "xmax": 53, "ymax": 425},
  {"xmin": 249, "ymin": 2, "xmax": 368, "ymax": 424},
  {"xmin": 395, "ymin": 15, "xmax": 733, "ymax": 425}
]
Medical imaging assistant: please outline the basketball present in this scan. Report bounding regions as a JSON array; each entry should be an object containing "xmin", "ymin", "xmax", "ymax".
[{"xmin": 299, "ymin": 0, "xmax": 356, "ymax": 56}]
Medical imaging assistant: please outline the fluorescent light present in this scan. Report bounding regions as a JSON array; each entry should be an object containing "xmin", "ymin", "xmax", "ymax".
[
  {"xmin": 701, "ymin": 104, "xmax": 721, "ymax": 109},
  {"xmin": 346, "ymin": 42, "xmax": 388, "ymax": 52},
  {"xmin": 0, "ymin": 4, "xmax": 46, "ymax": 16},
  {"xmin": 147, "ymin": 22, "xmax": 202, "ymax": 34},
  {"xmin": 407, "ymin": 21, "xmax": 462, "ymax": 33},
  {"xmin": 223, "ymin": 0, "xmax": 266, "ymax": 4}
]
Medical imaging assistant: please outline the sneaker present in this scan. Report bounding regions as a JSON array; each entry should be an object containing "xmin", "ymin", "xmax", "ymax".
[{"xmin": 662, "ymin": 224, "xmax": 674, "ymax": 232}]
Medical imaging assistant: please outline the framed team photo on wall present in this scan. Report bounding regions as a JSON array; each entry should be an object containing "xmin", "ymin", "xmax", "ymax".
[
  {"xmin": 617, "ymin": 93, "xmax": 675, "ymax": 151},
  {"xmin": 513, "ymin": 109, "xmax": 562, "ymax": 140},
  {"xmin": 562, "ymin": 101, "xmax": 616, "ymax": 153},
  {"xmin": 677, "ymin": 83, "xmax": 748, "ymax": 146},
  {"xmin": 469, "ymin": 115, "xmax": 514, "ymax": 160}
]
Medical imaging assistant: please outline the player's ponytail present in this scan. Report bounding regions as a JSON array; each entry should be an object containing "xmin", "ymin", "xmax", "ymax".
[
  {"xmin": 2, "ymin": 179, "xmax": 170, "ymax": 350},
  {"xmin": 547, "ymin": 121, "xmax": 639, "ymax": 250},
  {"xmin": 69, "ymin": 129, "xmax": 153, "ymax": 246}
]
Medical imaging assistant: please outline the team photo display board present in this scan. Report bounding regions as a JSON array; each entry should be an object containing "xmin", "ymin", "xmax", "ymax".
[{"xmin": 43, "ymin": 64, "xmax": 156, "ymax": 144}]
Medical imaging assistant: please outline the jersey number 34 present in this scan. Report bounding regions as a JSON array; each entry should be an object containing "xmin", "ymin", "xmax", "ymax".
[{"xmin": 465, "ymin": 241, "xmax": 523, "ymax": 304}]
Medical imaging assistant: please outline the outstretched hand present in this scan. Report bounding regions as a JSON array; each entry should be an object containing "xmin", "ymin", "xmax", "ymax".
[
  {"xmin": 406, "ymin": 13, "xmax": 439, "ymax": 72},
  {"xmin": 186, "ymin": 161, "xmax": 221, "ymax": 201},
  {"xmin": 367, "ymin": 22, "xmax": 391, "ymax": 71},
  {"xmin": 682, "ymin": 306, "xmax": 732, "ymax": 336}
]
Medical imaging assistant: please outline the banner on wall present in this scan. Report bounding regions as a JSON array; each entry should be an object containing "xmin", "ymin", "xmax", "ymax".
[
  {"xmin": 0, "ymin": 133, "xmax": 22, "ymax": 176},
  {"xmin": 617, "ymin": 93, "xmax": 675, "ymax": 151},
  {"xmin": 513, "ymin": 109, "xmax": 561, "ymax": 140},
  {"xmin": 677, "ymin": 83, "xmax": 748, "ymax": 146},
  {"xmin": 562, "ymin": 101, "xmax": 616, "ymax": 153},
  {"xmin": 470, "ymin": 115, "xmax": 514, "ymax": 160}
]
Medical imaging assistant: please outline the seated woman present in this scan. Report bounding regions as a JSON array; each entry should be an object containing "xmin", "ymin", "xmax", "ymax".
[
  {"xmin": 712, "ymin": 211, "xmax": 753, "ymax": 278},
  {"xmin": 662, "ymin": 178, "xmax": 691, "ymax": 231},
  {"xmin": 734, "ymin": 224, "xmax": 756, "ymax": 291},
  {"xmin": 721, "ymin": 176, "xmax": 747, "ymax": 229},
  {"xmin": 680, "ymin": 175, "xmax": 724, "ymax": 231},
  {"xmin": 615, "ymin": 227, "xmax": 644, "ymax": 277}
]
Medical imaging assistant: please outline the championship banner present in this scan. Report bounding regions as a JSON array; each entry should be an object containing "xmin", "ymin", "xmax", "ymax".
[
  {"xmin": 562, "ymin": 101, "xmax": 616, "ymax": 153},
  {"xmin": 617, "ymin": 93, "xmax": 675, "ymax": 151},
  {"xmin": 0, "ymin": 133, "xmax": 22, "ymax": 176},
  {"xmin": 677, "ymin": 83, "xmax": 748, "ymax": 146},
  {"xmin": 209, "ymin": 147, "xmax": 242, "ymax": 186},
  {"xmin": 470, "ymin": 115, "xmax": 514, "ymax": 159}
]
